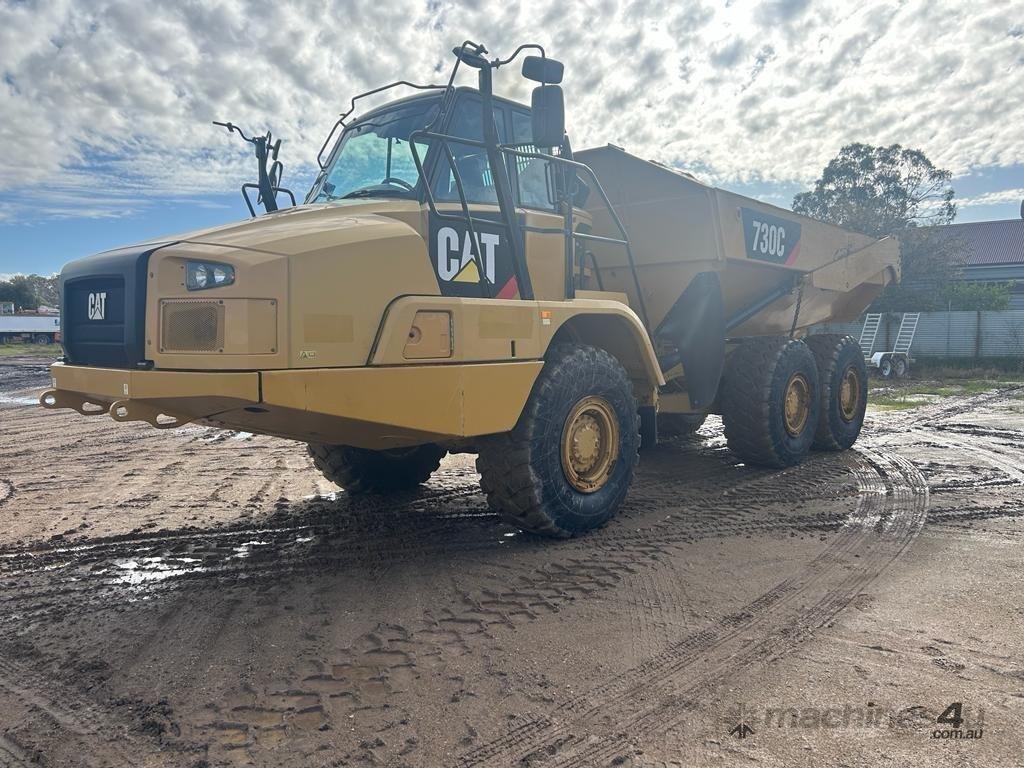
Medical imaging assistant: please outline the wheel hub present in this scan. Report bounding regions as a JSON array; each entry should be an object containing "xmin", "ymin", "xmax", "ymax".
[
  {"xmin": 561, "ymin": 396, "xmax": 619, "ymax": 493},
  {"xmin": 783, "ymin": 373, "xmax": 811, "ymax": 437},
  {"xmin": 839, "ymin": 365, "xmax": 860, "ymax": 422}
]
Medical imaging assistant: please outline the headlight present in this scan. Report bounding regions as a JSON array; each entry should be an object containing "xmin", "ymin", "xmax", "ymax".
[{"xmin": 186, "ymin": 261, "xmax": 235, "ymax": 290}]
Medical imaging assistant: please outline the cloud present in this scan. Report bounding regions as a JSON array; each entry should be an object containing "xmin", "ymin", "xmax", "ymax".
[
  {"xmin": 958, "ymin": 188, "xmax": 1024, "ymax": 208},
  {"xmin": 0, "ymin": 0, "xmax": 1022, "ymax": 222}
]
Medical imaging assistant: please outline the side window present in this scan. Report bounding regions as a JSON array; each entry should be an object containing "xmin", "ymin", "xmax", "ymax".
[
  {"xmin": 511, "ymin": 110, "xmax": 555, "ymax": 212},
  {"xmin": 433, "ymin": 96, "xmax": 506, "ymax": 205}
]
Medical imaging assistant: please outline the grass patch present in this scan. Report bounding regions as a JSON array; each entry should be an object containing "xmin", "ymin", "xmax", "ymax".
[
  {"xmin": 0, "ymin": 343, "xmax": 61, "ymax": 358},
  {"xmin": 869, "ymin": 400, "xmax": 926, "ymax": 411},
  {"xmin": 867, "ymin": 377, "xmax": 1015, "ymax": 410},
  {"xmin": 868, "ymin": 392, "xmax": 932, "ymax": 410}
]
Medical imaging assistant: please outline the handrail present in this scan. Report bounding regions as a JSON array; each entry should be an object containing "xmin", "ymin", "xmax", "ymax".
[{"xmin": 408, "ymin": 129, "xmax": 650, "ymax": 330}]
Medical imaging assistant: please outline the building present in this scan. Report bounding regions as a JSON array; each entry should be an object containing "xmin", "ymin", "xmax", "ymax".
[{"xmin": 945, "ymin": 216, "xmax": 1024, "ymax": 309}]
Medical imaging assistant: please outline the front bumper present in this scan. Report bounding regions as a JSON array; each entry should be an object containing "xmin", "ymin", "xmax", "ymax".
[{"xmin": 41, "ymin": 361, "xmax": 543, "ymax": 449}]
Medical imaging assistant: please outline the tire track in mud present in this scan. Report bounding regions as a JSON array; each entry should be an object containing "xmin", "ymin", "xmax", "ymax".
[
  {"xmin": 871, "ymin": 383, "xmax": 1024, "ymax": 434},
  {"xmin": 0, "ymin": 653, "xmax": 179, "ymax": 768},
  {"xmin": 0, "ymin": 460, "xmax": 869, "ymax": 633},
  {"xmin": 181, "ymin": 450, "xmax": 907, "ymax": 762},
  {"xmin": 919, "ymin": 426, "xmax": 1024, "ymax": 484},
  {"xmin": 457, "ymin": 449, "xmax": 929, "ymax": 767},
  {"xmin": 0, "ymin": 386, "xmax": 1014, "ymax": 765},
  {"xmin": 0, "ymin": 735, "xmax": 31, "ymax": 768}
]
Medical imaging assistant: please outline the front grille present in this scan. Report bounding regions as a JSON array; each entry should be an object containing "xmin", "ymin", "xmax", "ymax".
[
  {"xmin": 60, "ymin": 244, "xmax": 161, "ymax": 368},
  {"xmin": 63, "ymin": 276, "xmax": 128, "ymax": 366},
  {"xmin": 160, "ymin": 300, "xmax": 225, "ymax": 352}
]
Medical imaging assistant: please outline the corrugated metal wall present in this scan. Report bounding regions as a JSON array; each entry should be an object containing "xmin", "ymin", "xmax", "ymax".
[{"xmin": 812, "ymin": 311, "xmax": 1024, "ymax": 358}]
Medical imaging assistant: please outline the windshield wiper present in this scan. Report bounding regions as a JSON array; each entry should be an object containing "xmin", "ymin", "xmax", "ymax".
[{"xmin": 341, "ymin": 187, "xmax": 410, "ymax": 199}]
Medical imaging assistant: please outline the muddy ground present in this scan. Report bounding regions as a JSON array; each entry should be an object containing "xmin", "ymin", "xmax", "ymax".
[{"xmin": 0, "ymin": 352, "xmax": 1021, "ymax": 767}]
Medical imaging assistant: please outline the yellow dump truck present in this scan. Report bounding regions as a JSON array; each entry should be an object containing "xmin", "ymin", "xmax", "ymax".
[{"xmin": 41, "ymin": 42, "xmax": 898, "ymax": 537}]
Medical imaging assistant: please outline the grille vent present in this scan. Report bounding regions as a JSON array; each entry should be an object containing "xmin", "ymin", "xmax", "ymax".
[{"xmin": 160, "ymin": 300, "xmax": 225, "ymax": 352}]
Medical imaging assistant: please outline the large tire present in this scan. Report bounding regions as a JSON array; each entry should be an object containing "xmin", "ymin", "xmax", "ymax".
[
  {"xmin": 307, "ymin": 443, "xmax": 445, "ymax": 494},
  {"xmin": 804, "ymin": 335, "xmax": 868, "ymax": 451},
  {"xmin": 722, "ymin": 337, "xmax": 819, "ymax": 468},
  {"xmin": 476, "ymin": 344, "xmax": 640, "ymax": 538},
  {"xmin": 658, "ymin": 412, "xmax": 707, "ymax": 437}
]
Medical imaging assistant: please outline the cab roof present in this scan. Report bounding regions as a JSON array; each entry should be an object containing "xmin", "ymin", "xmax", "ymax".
[{"xmin": 352, "ymin": 85, "xmax": 530, "ymax": 125}]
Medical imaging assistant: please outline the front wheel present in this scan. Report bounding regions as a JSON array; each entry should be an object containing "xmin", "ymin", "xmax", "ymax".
[
  {"xmin": 307, "ymin": 443, "xmax": 445, "ymax": 494},
  {"xmin": 476, "ymin": 344, "xmax": 640, "ymax": 538},
  {"xmin": 34, "ymin": 334, "xmax": 52, "ymax": 345}
]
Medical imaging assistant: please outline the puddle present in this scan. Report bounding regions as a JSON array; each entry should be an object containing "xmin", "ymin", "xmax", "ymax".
[
  {"xmin": 0, "ymin": 395, "xmax": 40, "ymax": 407},
  {"xmin": 232, "ymin": 539, "xmax": 270, "ymax": 559},
  {"xmin": 112, "ymin": 556, "xmax": 205, "ymax": 584}
]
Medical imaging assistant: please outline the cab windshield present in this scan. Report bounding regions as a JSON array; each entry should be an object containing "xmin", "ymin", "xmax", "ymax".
[{"xmin": 311, "ymin": 97, "xmax": 440, "ymax": 203}]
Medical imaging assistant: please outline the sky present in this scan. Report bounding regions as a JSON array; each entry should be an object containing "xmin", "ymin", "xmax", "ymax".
[{"xmin": 1, "ymin": 0, "xmax": 1022, "ymax": 276}]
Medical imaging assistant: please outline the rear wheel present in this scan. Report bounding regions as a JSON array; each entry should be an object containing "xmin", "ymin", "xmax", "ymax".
[
  {"xmin": 721, "ymin": 337, "xmax": 820, "ymax": 468},
  {"xmin": 879, "ymin": 357, "xmax": 893, "ymax": 378},
  {"xmin": 804, "ymin": 335, "xmax": 868, "ymax": 451},
  {"xmin": 307, "ymin": 443, "xmax": 445, "ymax": 494},
  {"xmin": 476, "ymin": 343, "xmax": 640, "ymax": 538},
  {"xmin": 658, "ymin": 412, "xmax": 707, "ymax": 437},
  {"xmin": 34, "ymin": 334, "xmax": 51, "ymax": 345},
  {"xmin": 894, "ymin": 356, "xmax": 908, "ymax": 378}
]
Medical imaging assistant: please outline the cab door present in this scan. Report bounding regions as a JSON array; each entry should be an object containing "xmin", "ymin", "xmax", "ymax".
[{"xmin": 426, "ymin": 93, "xmax": 522, "ymax": 299}]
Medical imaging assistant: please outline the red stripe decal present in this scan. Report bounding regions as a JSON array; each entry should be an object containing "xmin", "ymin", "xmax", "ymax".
[
  {"xmin": 785, "ymin": 240, "xmax": 802, "ymax": 266},
  {"xmin": 496, "ymin": 276, "xmax": 518, "ymax": 299}
]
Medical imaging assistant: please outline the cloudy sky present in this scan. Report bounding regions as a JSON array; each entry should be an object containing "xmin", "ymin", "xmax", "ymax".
[{"xmin": 1, "ymin": 0, "xmax": 1022, "ymax": 275}]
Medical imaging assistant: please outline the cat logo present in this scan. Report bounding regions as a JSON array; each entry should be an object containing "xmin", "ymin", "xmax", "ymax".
[
  {"xmin": 436, "ymin": 227, "xmax": 500, "ymax": 284},
  {"xmin": 87, "ymin": 291, "xmax": 107, "ymax": 321}
]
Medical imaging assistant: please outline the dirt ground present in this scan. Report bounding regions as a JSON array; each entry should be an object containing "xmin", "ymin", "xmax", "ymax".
[{"xmin": 0, "ymin": 351, "xmax": 1022, "ymax": 768}]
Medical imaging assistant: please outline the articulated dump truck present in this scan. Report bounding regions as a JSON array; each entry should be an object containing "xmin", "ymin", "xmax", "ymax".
[{"xmin": 41, "ymin": 42, "xmax": 898, "ymax": 537}]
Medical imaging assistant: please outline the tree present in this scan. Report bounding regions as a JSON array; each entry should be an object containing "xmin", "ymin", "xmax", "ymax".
[
  {"xmin": 0, "ymin": 274, "xmax": 59, "ymax": 311},
  {"xmin": 793, "ymin": 143, "xmax": 967, "ymax": 310},
  {"xmin": 793, "ymin": 143, "xmax": 956, "ymax": 236},
  {"xmin": 0, "ymin": 276, "xmax": 38, "ymax": 311},
  {"xmin": 22, "ymin": 274, "xmax": 59, "ymax": 307}
]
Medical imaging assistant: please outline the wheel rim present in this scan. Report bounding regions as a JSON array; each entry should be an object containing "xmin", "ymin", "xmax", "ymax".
[
  {"xmin": 839, "ymin": 365, "xmax": 861, "ymax": 422},
  {"xmin": 561, "ymin": 395, "xmax": 619, "ymax": 493},
  {"xmin": 783, "ymin": 373, "xmax": 811, "ymax": 436}
]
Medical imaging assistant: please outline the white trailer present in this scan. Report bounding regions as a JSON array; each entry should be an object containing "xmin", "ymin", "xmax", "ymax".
[
  {"xmin": 859, "ymin": 312, "xmax": 919, "ymax": 378},
  {"xmin": 0, "ymin": 314, "xmax": 61, "ymax": 345}
]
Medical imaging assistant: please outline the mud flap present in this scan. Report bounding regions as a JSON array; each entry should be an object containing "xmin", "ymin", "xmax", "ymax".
[
  {"xmin": 656, "ymin": 272, "xmax": 725, "ymax": 410},
  {"xmin": 638, "ymin": 405, "xmax": 657, "ymax": 451}
]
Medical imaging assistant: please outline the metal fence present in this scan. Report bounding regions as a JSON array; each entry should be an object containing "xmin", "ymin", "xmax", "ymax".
[{"xmin": 812, "ymin": 311, "xmax": 1024, "ymax": 358}]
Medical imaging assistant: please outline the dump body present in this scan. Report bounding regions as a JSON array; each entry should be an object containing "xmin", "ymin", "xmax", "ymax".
[{"xmin": 576, "ymin": 145, "xmax": 899, "ymax": 338}]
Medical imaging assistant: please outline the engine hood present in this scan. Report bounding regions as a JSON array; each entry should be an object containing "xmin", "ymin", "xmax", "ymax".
[{"xmin": 129, "ymin": 200, "xmax": 426, "ymax": 257}]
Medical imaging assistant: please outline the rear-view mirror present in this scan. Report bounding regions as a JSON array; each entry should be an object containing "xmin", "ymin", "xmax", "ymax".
[
  {"xmin": 531, "ymin": 85, "xmax": 565, "ymax": 148},
  {"xmin": 522, "ymin": 56, "xmax": 564, "ymax": 84}
]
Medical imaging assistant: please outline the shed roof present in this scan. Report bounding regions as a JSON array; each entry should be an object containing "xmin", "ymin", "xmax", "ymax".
[{"xmin": 932, "ymin": 218, "xmax": 1024, "ymax": 266}]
